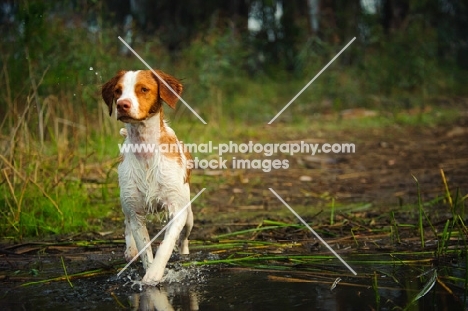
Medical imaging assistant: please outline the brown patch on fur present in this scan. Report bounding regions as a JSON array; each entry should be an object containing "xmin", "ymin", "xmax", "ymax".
[
  {"xmin": 134, "ymin": 71, "xmax": 160, "ymax": 119},
  {"xmin": 151, "ymin": 70, "xmax": 183, "ymax": 109},
  {"xmin": 183, "ymin": 146, "xmax": 192, "ymax": 183},
  {"xmin": 158, "ymin": 113, "xmax": 191, "ymax": 183},
  {"xmin": 158, "ymin": 131, "xmax": 179, "ymax": 161},
  {"xmin": 101, "ymin": 70, "xmax": 126, "ymax": 116}
]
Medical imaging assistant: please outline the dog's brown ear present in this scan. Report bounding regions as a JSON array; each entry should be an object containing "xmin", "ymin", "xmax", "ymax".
[
  {"xmin": 154, "ymin": 71, "xmax": 183, "ymax": 109},
  {"xmin": 101, "ymin": 71, "xmax": 125, "ymax": 116}
]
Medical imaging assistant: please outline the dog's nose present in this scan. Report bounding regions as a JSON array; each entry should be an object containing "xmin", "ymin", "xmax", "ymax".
[{"xmin": 117, "ymin": 99, "xmax": 132, "ymax": 113}]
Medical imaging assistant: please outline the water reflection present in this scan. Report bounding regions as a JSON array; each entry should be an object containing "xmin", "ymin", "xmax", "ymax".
[
  {"xmin": 118, "ymin": 262, "xmax": 466, "ymax": 310},
  {"xmin": 1, "ymin": 267, "xmax": 465, "ymax": 310},
  {"xmin": 128, "ymin": 285, "xmax": 199, "ymax": 311}
]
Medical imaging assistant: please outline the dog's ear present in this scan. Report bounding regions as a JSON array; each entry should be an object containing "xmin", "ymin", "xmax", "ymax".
[
  {"xmin": 101, "ymin": 71, "xmax": 125, "ymax": 116},
  {"xmin": 153, "ymin": 71, "xmax": 183, "ymax": 109}
]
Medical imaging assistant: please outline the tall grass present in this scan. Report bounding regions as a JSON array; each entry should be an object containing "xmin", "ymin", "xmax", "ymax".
[{"xmin": 0, "ymin": 64, "xmax": 120, "ymax": 238}]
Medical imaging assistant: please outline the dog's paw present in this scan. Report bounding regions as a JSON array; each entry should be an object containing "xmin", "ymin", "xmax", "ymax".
[
  {"xmin": 142, "ymin": 279, "xmax": 160, "ymax": 287},
  {"xmin": 124, "ymin": 247, "xmax": 138, "ymax": 262},
  {"xmin": 142, "ymin": 270, "xmax": 164, "ymax": 286},
  {"xmin": 178, "ymin": 239, "xmax": 190, "ymax": 255}
]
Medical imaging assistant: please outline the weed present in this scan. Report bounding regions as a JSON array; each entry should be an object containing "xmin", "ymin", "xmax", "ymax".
[
  {"xmin": 413, "ymin": 175, "xmax": 426, "ymax": 248},
  {"xmin": 372, "ymin": 271, "xmax": 380, "ymax": 308}
]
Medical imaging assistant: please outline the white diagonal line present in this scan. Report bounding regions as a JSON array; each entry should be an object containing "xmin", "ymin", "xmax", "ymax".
[
  {"xmin": 117, "ymin": 188, "xmax": 206, "ymax": 277},
  {"xmin": 268, "ymin": 37, "xmax": 356, "ymax": 124},
  {"xmin": 118, "ymin": 36, "xmax": 207, "ymax": 125},
  {"xmin": 269, "ymin": 188, "xmax": 357, "ymax": 275}
]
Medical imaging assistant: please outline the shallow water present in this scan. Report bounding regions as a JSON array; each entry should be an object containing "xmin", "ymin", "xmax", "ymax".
[
  {"xmin": 1, "ymin": 260, "xmax": 466, "ymax": 311},
  {"xmin": 1, "ymin": 239, "xmax": 466, "ymax": 311}
]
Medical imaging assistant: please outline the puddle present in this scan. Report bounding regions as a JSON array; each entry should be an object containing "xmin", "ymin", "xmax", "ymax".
[
  {"xmin": 1, "ymin": 254, "xmax": 466, "ymax": 310},
  {"xmin": 1, "ymin": 236, "xmax": 466, "ymax": 310},
  {"xmin": 195, "ymin": 269, "xmax": 464, "ymax": 310}
]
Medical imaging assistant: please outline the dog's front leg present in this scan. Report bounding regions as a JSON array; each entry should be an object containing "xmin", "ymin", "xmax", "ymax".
[
  {"xmin": 123, "ymin": 206, "xmax": 154, "ymax": 270},
  {"xmin": 142, "ymin": 204, "xmax": 188, "ymax": 284}
]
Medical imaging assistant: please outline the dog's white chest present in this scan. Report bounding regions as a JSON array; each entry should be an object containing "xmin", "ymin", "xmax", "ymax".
[{"xmin": 119, "ymin": 150, "xmax": 165, "ymax": 213}]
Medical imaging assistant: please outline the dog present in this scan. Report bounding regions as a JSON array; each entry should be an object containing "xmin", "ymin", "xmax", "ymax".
[{"xmin": 101, "ymin": 69, "xmax": 193, "ymax": 284}]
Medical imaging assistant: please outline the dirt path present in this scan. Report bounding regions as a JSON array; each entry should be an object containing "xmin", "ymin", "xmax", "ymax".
[{"xmin": 192, "ymin": 112, "xmax": 468, "ymax": 237}]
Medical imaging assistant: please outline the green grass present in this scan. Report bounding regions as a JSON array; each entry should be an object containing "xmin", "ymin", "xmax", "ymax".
[
  {"xmin": 0, "ymin": 77, "xmax": 120, "ymax": 239},
  {"xmin": 0, "ymin": 155, "xmax": 112, "ymax": 238}
]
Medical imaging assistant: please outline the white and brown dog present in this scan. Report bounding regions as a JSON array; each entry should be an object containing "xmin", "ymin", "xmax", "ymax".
[{"xmin": 102, "ymin": 70, "xmax": 193, "ymax": 284}]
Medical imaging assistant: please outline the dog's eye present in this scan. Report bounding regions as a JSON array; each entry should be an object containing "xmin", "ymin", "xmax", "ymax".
[
  {"xmin": 141, "ymin": 87, "xmax": 149, "ymax": 93},
  {"xmin": 114, "ymin": 88, "xmax": 122, "ymax": 97}
]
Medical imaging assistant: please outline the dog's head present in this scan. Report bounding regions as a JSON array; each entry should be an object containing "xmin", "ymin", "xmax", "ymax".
[{"xmin": 101, "ymin": 70, "xmax": 183, "ymax": 122}]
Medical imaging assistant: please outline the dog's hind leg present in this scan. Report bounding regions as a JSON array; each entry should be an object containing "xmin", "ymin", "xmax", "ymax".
[
  {"xmin": 177, "ymin": 184, "xmax": 193, "ymax": 255},
  {"xmin": 178, "ymin": 204, "xmax": 193, "ymax": 255},
  {"xmin": 123, "ymin": 215, "xmax": 138, "ymax": 261}
]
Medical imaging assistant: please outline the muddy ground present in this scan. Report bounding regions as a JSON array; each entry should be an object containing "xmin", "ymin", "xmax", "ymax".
[{"xmin": 192, "ymin": 111, "xmax": 467, "ymax": 237}]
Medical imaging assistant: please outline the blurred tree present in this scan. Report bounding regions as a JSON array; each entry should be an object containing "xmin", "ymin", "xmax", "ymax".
[
  {"xmin": 281, "ymin": 0, "xmax": 309, "ymax": 71},
  {"xmin": 334, "ymin": 0, "xmax": 360, "ymax": 43},
  {"xmin": 436, "ymin": 0, "xmax": 468, "ymax": 69},
  {"xmin": 381, "ymin": 0, "xmax": 409, "ymax": 34},
  {"xmin": 102, "ymin": 0, "xmax": 249, "ymax": 51},
  {"xmin": 0, "ymin": 0, "xmax": 465, "ymax": 91}
]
